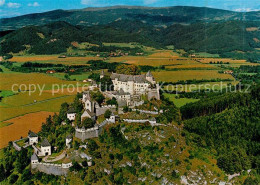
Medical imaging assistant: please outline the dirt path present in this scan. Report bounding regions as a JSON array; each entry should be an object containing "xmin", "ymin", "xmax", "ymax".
[{"xmin": 43, "ymin": 150, "xmax": 66, "ymax": 162}]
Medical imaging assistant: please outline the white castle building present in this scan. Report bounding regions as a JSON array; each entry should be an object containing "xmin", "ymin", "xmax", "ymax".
[
  {"xmin": 103, "ymin": 71, "xmax": 160, "ymax": 107},
  {"xmin": 28, "ymin": 131, "xmax": 38, "ymax": 145},
  {"xmin": 110, "ymin": 71, "xmax": 157, "ymax": 95},
  {"xmin": 33, "ymin": 138, "xmax": 51, "ymax": 157}
]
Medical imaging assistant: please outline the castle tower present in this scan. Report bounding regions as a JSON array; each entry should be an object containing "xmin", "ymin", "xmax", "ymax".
[
  {"xmin": 31, "ymin": 153, "xmax": 39, "ymax": 165},
  {"xmin": 83, "ymin": 91, "xmax": 94, "ymax": 112},
  {"xmin": 146, "ymin": 71, "xmax": 155, "ymax": 84}
]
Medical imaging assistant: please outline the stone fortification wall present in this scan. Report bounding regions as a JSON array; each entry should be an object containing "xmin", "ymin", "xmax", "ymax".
[{"xmin": 31, "ymin": 163, "xmax": 69, "ymax": 176}]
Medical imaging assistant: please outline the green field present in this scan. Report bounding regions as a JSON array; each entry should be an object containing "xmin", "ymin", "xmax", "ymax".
[
  {"xmin": 103, "ymin": 42, "xmax": 138, "ymax": 48},
  {"xmin": 195, "ymin": 52, "xmax": 220, "ymax": 58},
  {"xmin": 48, "ymin": 72, "xmax": 91, "ymax": 81},
  {"xmin": 0, "ymin": 90, "xmax": 16, "ymax": 98},
  {"xmin": 163, "ymin": 93, "xmax": 199, "ymax": 107},
  {"xmin": 163, "ymin": 81, "xmax": 239, "ymax": 92}
]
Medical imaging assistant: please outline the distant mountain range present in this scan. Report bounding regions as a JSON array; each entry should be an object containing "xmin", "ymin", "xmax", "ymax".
[
  {"xmin": 0, "ymin": 6, "xmax": 259, "ymax": 60},
  {"xmin": 0, "ymin": 6, "xmax": 260, "ymax": 31}
]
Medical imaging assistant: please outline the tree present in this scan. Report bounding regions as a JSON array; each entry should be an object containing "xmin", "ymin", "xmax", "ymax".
[
  {"xmin": 70, "ymin": 162, "xmax": 82, "ymax": 172},
  {"xmin": 72, "ymin": 96, "xmax": 83, "ymax": 113},
  {"xmin": 104, "ymin": 110, "xmax": 112, "ymax": 119},
  {"xmin": 88, "ymin": 73, "xmax": 100, "ymax": 82},
  {"xmin": 82, "ymin": 118, "xmax": 95, "ymax": 129},
  {"xmin": 82, "ymin": 160, "xmax": 88, "ymax": 168},
  {"xmin": 73, "ymin": 140, "xmax": 80, "ymax": 150},
  {"xmin": 171, "ymin": 170, "xmax": 180, "ymax": 179},
  {"xmin": 116, "ymin": 64, "xmax": 140, "ymax": 75},
  {"xmin": 3, "ymin": 54, "xmax": 13, "ymax": 60},
  {"xmin": 91, "ymin": 91, "xmax": 105, "ymax": 105},
  {"xmin": 16, "ymin": 148, "xmax": 29, "ymax": 173},
  {"xmin": 87, "ymin": 169, "xmax": 97, "ymax": 183},
  {"xmin": 243, "ymin": 177, "xmax": 259, "ymax": 185},
  {"xmin": 106, "ymin": 97, "xmax": 117, "ymax": 106},
  {"xmin": 21, "ymin": 168, "xmax": 31, "ymax": 182},
  {"xmin": 64, "ymin": 74, "xmax": 70, "ymax": 80},
  {"xmin": 0, "ymin": 164, "xmax": 5, "ymax": 182},
  {"xmin": 88, "ymin": 139, "xmax": 99, "ymax": 152},
  {"xmin": 75, "ymin": 113, "xmax": 82, "ymax": 127},
  {"xmin": 9, "ymin": 174, "xmax": 18, "ymax": 184},
  {"xmin": 59, "ymin": 102, "xmax": 69, "ymax": 120},
  {"xmin": 100, "ymin": 76, "xmax": 114, "ymax": 91},
  {"xmin": 123, "ymin": 106, "xmax": 129, "ymax": 113}
]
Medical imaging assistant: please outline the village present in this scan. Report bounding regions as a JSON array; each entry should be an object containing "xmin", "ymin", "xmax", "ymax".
[{"xmin": 12, "ymin": 70, "xmax": 165, "ymax": 176}]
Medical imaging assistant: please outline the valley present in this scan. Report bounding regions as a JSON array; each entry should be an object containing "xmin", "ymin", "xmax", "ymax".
[{"xmin": 0, "ymin": 4, "xmax": 259, "ymax": 185}]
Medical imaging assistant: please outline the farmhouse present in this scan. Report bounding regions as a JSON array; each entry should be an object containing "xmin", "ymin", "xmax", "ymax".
[
  {"xmin": 46, "ymin": 70, "xmax": 56, "ymax": 74},
  {"xmin": 224, "ymin": 70, "xmax": 233, "ymax": 74}
]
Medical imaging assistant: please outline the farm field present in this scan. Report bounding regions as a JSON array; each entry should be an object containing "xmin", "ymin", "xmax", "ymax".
[
  {"xmin": 194, "ymin": 52, "xmax": 220, "ymax": 58},
  {"xmin": 152, "ymin": 70, "xmax": 235, "ymax": 82},
  {"xmin": 148, "ymin": 50, "xmax": 179, "ymax": 58},
  {"xmin": 0, "ymin": 111, "xmax": 55, "ymax": 148},
  {"xmin": 163, "ymin": 93, "xmax": 199, "ymax": 107},
  {"xmin": 195, "ymin": 58, "xmax": 260, "ymax": 67},
  {"xmin": 165, "ymin": 63, "xmax": 218, "ymax": 69},
  {"xmin": 48, "ymin": 72, "xmax": 92, "ymax": 81},
  {"xmin": 0, "ymin": 93, "xmax": 74, "ymax": 123},
  {"xmin": 111, "ymin": 56, "xmax": 199, "ymax": 66},
  {"xmin": 0, "ymin": 72, "xmax": 85, "ymax": 90},
  {"xmin": 103, "ymin": 42, "xmax": 142, "ymax": 48},
  {"xmin": 195, "ymin": 58, "xmax": 247, "ymax": 64},
  {"xmin": 221, "ymin": 63, "xmax": 260, "ymax": 68},
  {"xmin": 9, "ymin": 55, "xmax": 100, "ymax": 65},
  {"xmin": 0, "ymin": 71, "xmax": 84, "ymax": 130},
  {"xmin": 163, "ymin": 81, "xmax": 239, "ymax": 92}
]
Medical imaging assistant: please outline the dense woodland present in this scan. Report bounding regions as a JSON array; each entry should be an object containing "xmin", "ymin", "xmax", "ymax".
[{"xmin": 182, "ymin": 86, "xmax": 260, "ymax": 175}]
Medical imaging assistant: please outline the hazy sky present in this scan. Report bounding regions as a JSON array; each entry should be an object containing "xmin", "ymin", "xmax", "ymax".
[{"xmin": 0, "ymin": 0, "xmax": 259, "ymax": 18}]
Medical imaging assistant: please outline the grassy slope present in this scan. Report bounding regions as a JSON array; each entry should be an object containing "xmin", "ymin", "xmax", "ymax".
[{"xmin": 163, "ymin": 93, "xmax": 199, "ymax": 107}]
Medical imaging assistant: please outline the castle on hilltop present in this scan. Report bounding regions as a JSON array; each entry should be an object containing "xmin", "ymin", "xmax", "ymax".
[{"xmin": 102, "ymin": 71, "xmax": 160, "ymax": 107}]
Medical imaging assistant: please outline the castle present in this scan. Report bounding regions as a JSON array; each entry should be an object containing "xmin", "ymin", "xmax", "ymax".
[
  {"xmin": 102, "ymin": 71, "xmax": 160, "ymax": 107},
  {"xmin": 27, "ymin": 70, "xmax": 161, "ymax": 176}
]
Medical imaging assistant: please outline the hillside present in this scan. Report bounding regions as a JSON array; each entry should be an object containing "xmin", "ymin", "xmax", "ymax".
[
  {"xmin": 0, "ymin": 20, "xmax": 259, "ymax": 60},
  {"xmin": 0, "ymin": 83, "xmax": 259, "ymax": 184},
  {"xmin": 162, "ymin": 21, "xmax": 260, "ymax": 53},
  {"xmin": 1, "ymin": 6, "xmax": 260, "ymax": 31},
  {"xmin": 181, "ymin": 86, "xmax": 260, "ymax": 176}
]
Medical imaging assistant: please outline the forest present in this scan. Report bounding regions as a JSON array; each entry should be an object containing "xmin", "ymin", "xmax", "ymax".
[{"xmin": 182, "ymin": 85, "xmax": 260, "ymax": 174}]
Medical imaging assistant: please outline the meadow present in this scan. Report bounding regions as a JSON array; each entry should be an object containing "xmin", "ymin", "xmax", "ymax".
[
  {"xmin": 163, "ymin": 93, "xmax": 199, "ymax": 108},
  {"xmin": 163, "ymin": 81, "xmax": 239, "ymax": 92},
  {"xmin": 9, "ymin": 55, "xmax": 99, "ymax": 65},
  {"xmin": 48, "ymin": 72, "xmax": 92, "ymax": 81},
  {"xmin": 195, "ymin": 58, "xmax": 249, "ymax": 65},
  {"xmin": 152, "ymin": 70, "xmax": 235, "ymax": 82}
]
